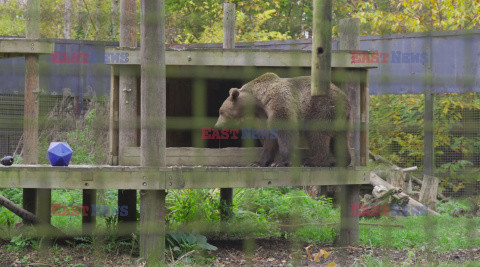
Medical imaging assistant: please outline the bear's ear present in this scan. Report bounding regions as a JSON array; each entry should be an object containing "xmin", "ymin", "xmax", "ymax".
[{"xmin": 229, "ymin": 88, "xmax": 240, "ymax": 100}]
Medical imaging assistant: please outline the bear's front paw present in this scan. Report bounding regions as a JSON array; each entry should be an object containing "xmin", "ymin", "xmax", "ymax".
[
  {"xmin": 270, "ymin": 161, "xmax": 290, "ymax": 167},
  {"xmin": 251, "ymin": 161, "xmax": 265, "ymax": 167}
]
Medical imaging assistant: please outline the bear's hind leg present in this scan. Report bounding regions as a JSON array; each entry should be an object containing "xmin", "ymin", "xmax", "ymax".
[{"xmin": 304, "ymin": 132, "xmax": 336, "ymax": 167}]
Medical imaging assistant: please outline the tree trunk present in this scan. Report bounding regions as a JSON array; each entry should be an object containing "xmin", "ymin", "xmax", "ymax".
[
  {"xmin": 64, "ymin": 0, "xmax": 72, "ymax": 39},
  {"xmin": 419, "ymin": 175, "xmax": 439, "ymax": 211}
]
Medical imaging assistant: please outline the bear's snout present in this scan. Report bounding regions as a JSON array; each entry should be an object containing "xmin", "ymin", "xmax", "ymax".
[{"xmin": 214, "ymin": 117, "xmax": 224, "ymax": 129}]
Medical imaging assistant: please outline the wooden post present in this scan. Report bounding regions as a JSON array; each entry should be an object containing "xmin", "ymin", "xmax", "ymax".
[
  {"xmin": 420, "ymin": 37, "xmax": 438, "ymax": 210},
  {"xmin": 311, "ymin": 0, "xmax": 332, "ymax": 96},
  {"xmin": 82, "ymin": 189, "xmax": 96, "ymax": 234},
  {"xmin": 24, "ymin": 0, "xmax": 53, "ymax": 228},
  {"xmin": 118, "ymin": 0, "xmax": 138, "ymax": 232},
  {"xmin": 337, "ymin": 18, "xmax": 360, "ymax": 246},
  {"xmin": 72, "ymin": 45, "xmax": 96, "ymax": 235},
  {"xmin": 223, "ymin": 2, "xmax": 235, "ymax": 49},
  {"xmin": 220, "ymin": 1, "xmax": 235, "ymax": 221},
  {"xmin": 140, "ymin": 0, "xmax": 166, "ymax": 264}
]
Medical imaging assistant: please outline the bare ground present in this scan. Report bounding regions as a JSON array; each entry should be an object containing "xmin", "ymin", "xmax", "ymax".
[{"xmin": 0, "ymin": 238, "xmax": 479, "ymax": 266}]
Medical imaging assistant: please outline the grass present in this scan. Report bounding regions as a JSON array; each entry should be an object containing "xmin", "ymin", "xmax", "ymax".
[{"xmin": 359, "ymin": 215, "xmax": 480, "ymax": 251}]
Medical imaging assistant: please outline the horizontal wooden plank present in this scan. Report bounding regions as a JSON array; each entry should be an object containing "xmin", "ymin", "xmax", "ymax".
[
  {"xmin": 105, "ymin": 48, "xmax": 378, "ymax": 69},
  {"xmin": 124, "ymin": 147, "xmax": 274, "ymax": 166},
  {"xmin": 0, "ymin": 165, "xmax": 165, "ymax": 190},
  {"xmin": 167, "ymin": 167, "xmax": 370, "ymax": 189},
  {"xmin": 0, "ymin": 38, "xmax": 55, "ymax": 56},
  {"xmin": 0, "ymin": 165, "xmax": 369, "ymax": 190}
]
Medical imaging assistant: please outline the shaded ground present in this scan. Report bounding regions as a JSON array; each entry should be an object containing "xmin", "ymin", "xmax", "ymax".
[
  {"xmin": 209, "ymin": 239, "xmax": 480, "ymax": 266},
  {"xmin": 0, "ymin": 238, "xmax": 479, "ymax": 266}
]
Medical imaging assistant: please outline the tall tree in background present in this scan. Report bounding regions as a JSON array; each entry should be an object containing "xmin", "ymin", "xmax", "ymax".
[{"xmin": 63, "ymin": 0, "xmax": 72, "ymax": 39}]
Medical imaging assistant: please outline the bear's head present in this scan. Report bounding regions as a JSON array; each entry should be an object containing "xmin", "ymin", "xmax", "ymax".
[{"xmin": 214, "ymin": 88, "xmax": 261, "ymax": 129}]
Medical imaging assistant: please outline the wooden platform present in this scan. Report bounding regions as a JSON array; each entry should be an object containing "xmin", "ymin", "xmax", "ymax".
[{"xmin": 0, "ymin": 165, "xmax": 368, "ymax": 190}]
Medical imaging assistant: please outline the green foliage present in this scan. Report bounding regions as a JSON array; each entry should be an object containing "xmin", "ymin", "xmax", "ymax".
[
  {"xmin": 0, "ymin": 0, "xmax": 26, "ymax": 36},
  {"xmin": 38, "ymin": 96, "xmax": 108, "ymax": 166},
  {"xmin": 232, "ymin": 188, "xmax": 338, "ymax": 241},
  {"xmin": 437, "ymin": 198, "xmax": 471, "ymax": 215},
  {"xmin": 235, "ymin": 187, "xmax": 336, "ymax": 224},
  {"xmin": 63, "ymin": 109, "xmax": 100, "ymax": 165},
  {"xmin": 7, "ymin": 234, "xmax": 39, "ymax": 252},
  {"xmin": 166, "ymin": 232, "xmax": 217, "ymax": 254},
  {"xmin": 0, "ymin": 188, "xmax": 23, "ymax": 227},
  {"xmin": 167, "ymin": 189, "xmax": 221, "ymax": 224},
  {"xmin": 353, "ymin": 0, "xmax": 480, "ymax": 34},
  {"xmin": 1, "ymin": 0, "xmax": 478, "ymax": 42},
  {"xmin": 369, "ymin": 93, "xmax": 480, "ymax": 191}
]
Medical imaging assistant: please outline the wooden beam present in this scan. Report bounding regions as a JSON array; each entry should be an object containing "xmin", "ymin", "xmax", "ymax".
[
  {"xmin": 0, "ymin": 165, "xmax": 369, "ymax": 190},
  {"xmin": 0, "ymin": 165, "xmax": 165, "ymax": 190},
  {"xmin": 338, "ymin": 18, "xmax": 361, "ymax": 246},
  {"xmin": 220, "ymin": 1, "xmax": 236, "ymax": 221},
  {"xmin": 104, "ymin": 48, "xmax": 378, "ymax": 69},
  {"xmin": 140, "ymin": 0, "xmax": 166, "ymax": 263},
  {"xmin": 118, "ymin": 0, "xmax": 138, "ymax": 230},
  {"xmin": 23, "ymin": 0, "xmax": 44, "ymax": 227},
  {"xmin": 0, "ymin": 39, "xmax": 54, "ymax": 55}
]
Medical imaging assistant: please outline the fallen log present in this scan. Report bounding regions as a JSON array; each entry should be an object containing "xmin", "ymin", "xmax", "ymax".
[
  {"xmin": 370, "ymin": 172, "xmax": 440, "ymax": 215},
  {"xmin": 0, "ymin": 194, "xmax": 65, "ymax": 236},
  {"xmin": 369, "ymin": 151, "xmax": 449, "ymax": 202},
  {"xmin": 0, "ymin": 194, "xmax": 38, "ymax": 224}
]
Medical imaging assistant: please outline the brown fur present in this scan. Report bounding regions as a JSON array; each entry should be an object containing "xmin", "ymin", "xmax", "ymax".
[{"xmin": 215, "ymin": 73, "xmax": 351, "ymax": 167}]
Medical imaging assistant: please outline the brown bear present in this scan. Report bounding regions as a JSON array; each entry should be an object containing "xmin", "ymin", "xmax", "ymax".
[{"xmin": 214, "ymin": 73, "xmax": 351, "ymax": 167}]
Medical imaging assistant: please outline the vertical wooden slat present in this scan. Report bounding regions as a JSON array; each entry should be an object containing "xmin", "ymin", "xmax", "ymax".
[
  {"xmin": 360, "ymin": 71, "xmax": 369, "ymax": 166},
  {"xmin": 140, "ymin": 0, "xmax": 166, "ymax": 263},
  {"xmin": 118, "ymin": 0, "xmax": 138, "ymax": 231},
  {"xmin": 220, "ymin": 1, "xmax": 236, "ymax": 221},
  {"xmin": 338, "ymin": 18, "xmax": 360, "ymax": 246},
  {"xmin": 339, "ymin": 18, "xmax": 361, "ymax": 165},
  {"xmin": 82, "ymin": 189, "xmax": 96, "ymax": 234},
  {"xmin": 311, "ymin": 0, "xmax": 332, "ymax": 96},
  {"xmin": 109, "ymin": 68, "xmax": 119, "ymax": 165}
]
